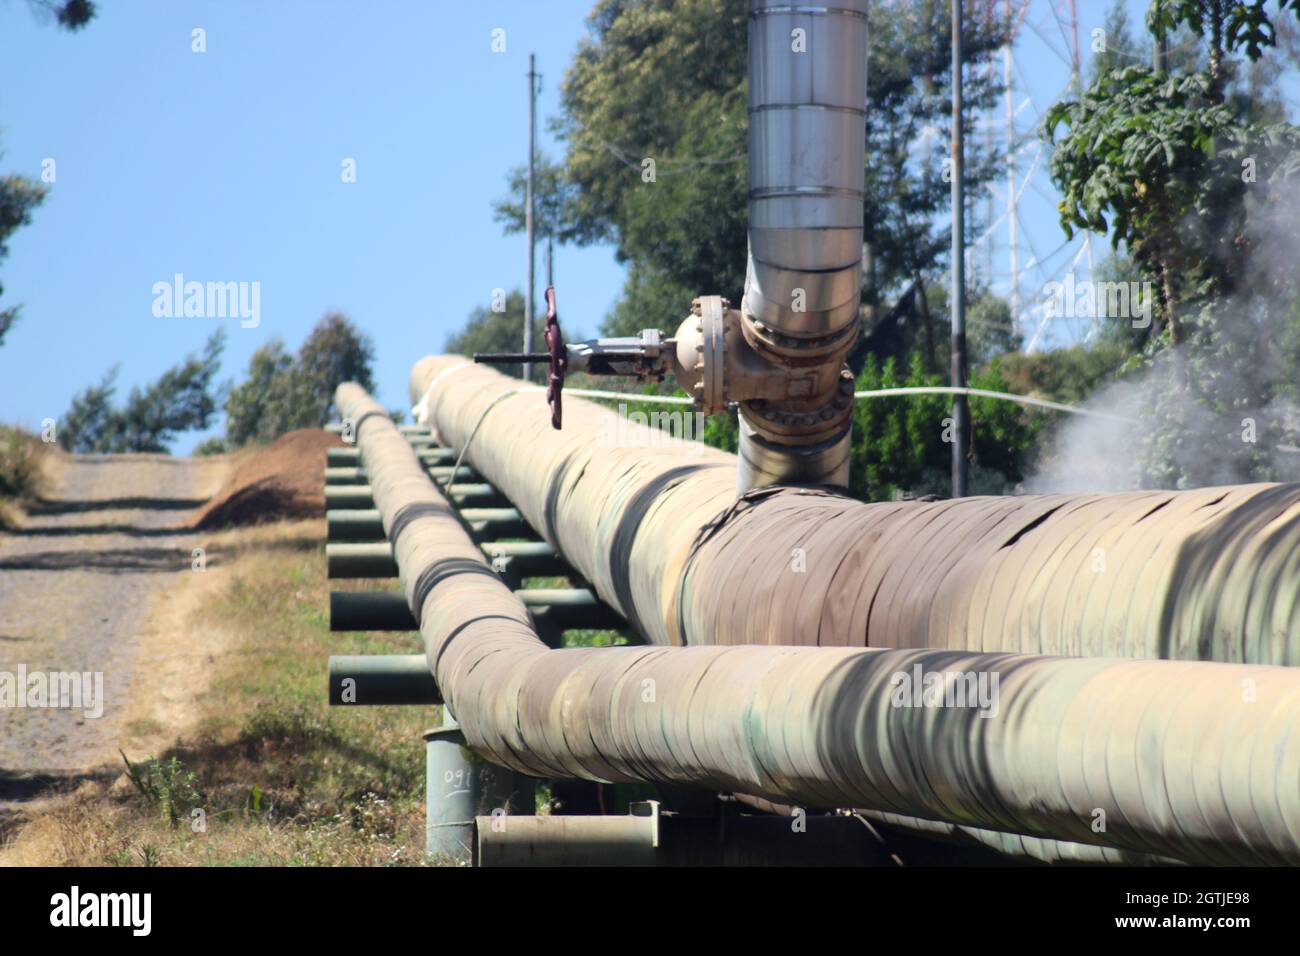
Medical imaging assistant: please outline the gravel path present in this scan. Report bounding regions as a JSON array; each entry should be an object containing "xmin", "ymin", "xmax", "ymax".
[{"xmin": 0, "ymin": 454, "xmax": 229, "ymax": 796}]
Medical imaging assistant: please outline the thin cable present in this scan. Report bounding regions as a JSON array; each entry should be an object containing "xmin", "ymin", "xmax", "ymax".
[
  {"xmin": 441, "ymin": 386, "xmax": 544, "ymax": 490},
  {"xmin": 557, "ymin": 384, "xmax": 1135, "ymax": 422},
  {"xmin": 564, "ymin": 387, "xmax": 694, "ymax": 405},
  {"xmin": 854, "ymin": 385, "xmax": 1136, "ymax": 422}
]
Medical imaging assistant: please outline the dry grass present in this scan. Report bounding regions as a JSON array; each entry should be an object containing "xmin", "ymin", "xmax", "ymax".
[
  {"xmin": 0, "ymin": 424, "xmax": 55, "ymax": 529},
  {"xmin": 1, "ymin": 519, "xmax": 439, "ymax": 866}
]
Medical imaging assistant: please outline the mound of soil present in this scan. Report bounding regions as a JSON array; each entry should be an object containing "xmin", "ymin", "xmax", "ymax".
[{"xmin": 193, "ymin": 429, "xmax": 342, "ymax": 529}]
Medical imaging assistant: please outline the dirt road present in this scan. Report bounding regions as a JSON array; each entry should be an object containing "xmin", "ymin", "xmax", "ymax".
[{"xmin": 0, "ymin": 454, "xmax": 230, "ymax": 797}]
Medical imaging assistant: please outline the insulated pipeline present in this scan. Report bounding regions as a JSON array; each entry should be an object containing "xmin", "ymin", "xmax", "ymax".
[{"xmin": 341, "ymin": 380, "xmax": 1300, "ymax": 864}]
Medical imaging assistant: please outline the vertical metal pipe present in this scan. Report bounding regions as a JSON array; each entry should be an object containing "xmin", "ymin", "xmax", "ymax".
[
  {"xmin": 523, "ymin": 53, "xmax": 538, "ymax": 383},
  {"xmin": 425, "ymin": 710, "xmax": 534, "ymax": 864},
  {"xmin": 737, "ymin": 0, "xmax": 869, "ymax": 492},
  {"xmin": 950, "ymin": 0, "xmax": 969, "ymax": 498},
  {"xmin": 744, "ymin": 0, "xmax": 868, "ymax": 345}
]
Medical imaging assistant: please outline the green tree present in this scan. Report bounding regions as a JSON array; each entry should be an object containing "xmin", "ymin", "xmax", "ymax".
[
  {"xmin": 296, "ymin": 312, "xmax": 376, "ymax": 422},
  {"xmin": 491, "ymin": 152, "xmax": 585, "ymax": 248},
  {"xmin": 223, "ymin": 340, "xmax": 296, "ymax": 448},
  {"xmin": 1049, "ymin": 1, "xmax": 1300, "ymax": 337},
  {"xmin": 997, "ymin": 339, "xmax": 1135, "ymax": 406},
  {"xmin": 60, "ymin": 367, "xmax": 118, "ymax": 452},
  {"xmin": 850, "ymin": 351, "xmax": 1041, "ymax": 501},
  {"xmin": 27, "ymin": 0, "xmax": 96, "ymax": 30},
  {"xmin": 62, "ymin": 331, "xmax": 226, "ymax": 453},
  {"xmin": 444, "ymin": 289, "xmax": 543, "ymax": 381},
  {"xmin": 0, "ymin": 170, "xmax": 47, "ymax": 347},
  {"xmin": 224, "ymin": 312, "xmax": 376, "ymax": 447},
  {"xmin": 1044, "ymin": 0, "xmax": 1300, "ymax": 487}
]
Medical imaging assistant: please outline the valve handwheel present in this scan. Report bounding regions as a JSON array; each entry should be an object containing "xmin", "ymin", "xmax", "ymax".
[{"xmin": 544, "ymin": 286, "xmax": 565, "ymax": 430}]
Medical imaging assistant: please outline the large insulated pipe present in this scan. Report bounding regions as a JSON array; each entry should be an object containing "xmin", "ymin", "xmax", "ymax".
[
  {"xmin": 412, "ymin": 357, "xmax": 1300, "ymax": 666},
  {"xmin": 342, "ymin": 380, "xmax": 1300, "ymax": 864},
  {"xmin": 738, "ymin": 0, "xmax": 868, "ymax": 489}
]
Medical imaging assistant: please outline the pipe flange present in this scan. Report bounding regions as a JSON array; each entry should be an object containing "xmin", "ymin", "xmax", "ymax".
[
  {"xmin": 676, "ymin": 295, "xmax": 728, "ymax": 415},
  {"xmin": 739, "ymin": 299, "xmax": 859, "ymax": 368}
]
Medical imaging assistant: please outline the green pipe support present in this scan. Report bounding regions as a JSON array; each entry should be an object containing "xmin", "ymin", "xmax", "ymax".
[
  {"xmin": 329, "ymin": 590, "xmax": 417, "ymax": 631},
  {"xmin": 324, "ymin": 485, "xmax": 374, "ymax": 510},
  {"xmin": 519, "ymin": 588, "xmax": 625, "ymax": 630},
  {"xmin": 473, "ymin": 803, "xmax": 891, "ymax": 866},
  {"xmin": 480, "ymin": 540, "xmax": 568, "ymax": 577},
  {"xmin": 458, "ymin": 507, "xmax": 530, "ymax": 539},
  {"xmin": 426, "ymin": 465, "xmax": 480, "ymax": 482},
  {"xmin": 417, "ymin": 448, "xmax": 457, "ymax": 464},
  {"xmin": 326, "ymin": 542, "xmax": 396, "ymax": 578},
  {"xmin": 327, "ymin": 509, "xmax": 385, "ymax": 542},
  {"xmin": 328, "ymin": 588, "xmax": 621, "ymax": 633},
  {"xmin": 327, "ymin": 446, "xmax": 362, "ymax": 466},
  {"xmin": 326, "ymin": 464, "xmax": 477, "ymax": 485},
  {"xmin": 325, "ymin": 466, "xmax": 366, "ymax": 485},
  {"xmin": 328, "ymin": 654, "xmax": 440, "ymax": 705},
  {"xmin": 327, "ymin": 422, "xmax": 429, "ymax": 436},
  {"xmin": 449, "ymin": 484, "xmax": 507, "ymax": 507}
]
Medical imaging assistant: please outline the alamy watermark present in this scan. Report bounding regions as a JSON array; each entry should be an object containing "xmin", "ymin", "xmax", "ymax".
[
  {"xmin": 889, "ymin": 663, "xmax": 1000, "ymax": 719},
  {"xmin": 50, "ymin": 886, "xmax": 150, "ymax": 936},
  {"xmin": 597, "ymin": 403, "xmax": 707, "ymax": 455},
  {"xmin": 1042, "ymin": 274, "xmax": 1153, "ymax": 329},
  {"xmin": 152, "ymin": 273, "xmax": 260, "ymax": 328},
  {"xmin": 0, "ymin": 665, "xmax": 104, "ymax": 719}
]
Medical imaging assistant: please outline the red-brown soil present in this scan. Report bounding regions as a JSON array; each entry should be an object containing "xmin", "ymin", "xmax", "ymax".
[{"xmin": 193, "ymin": 429, "xmax": 341, "ymax": 529}]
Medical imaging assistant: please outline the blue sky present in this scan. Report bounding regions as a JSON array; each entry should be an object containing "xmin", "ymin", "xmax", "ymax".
[
  {"xmin": 2, "ymin": 0, "xmax": 1292, "ymax": 452},
  {"xmin": 0, "ymin": 0, "xmax": 625, "ymax": 449}
]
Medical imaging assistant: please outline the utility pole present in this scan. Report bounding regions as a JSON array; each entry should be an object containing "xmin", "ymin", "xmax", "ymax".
[
  {"xmin": 523, "ymin": 54, "xmax": 538, "ymax": 382},
  {"xmin": 1067, "ymin": 0, "xmax": 1095, "ymax": 338},
  {"xmin": 950, "ymin": 0, "xmax": 969, "ymax": 498},
  {"xmin": 1004, "ymin": 0, "xmax": 1018, "ymax": 333}
]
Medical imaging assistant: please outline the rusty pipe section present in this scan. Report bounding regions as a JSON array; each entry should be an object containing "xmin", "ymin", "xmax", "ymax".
[
  {"xmin": 736, "ymin": 0, "xmax": 869, "ymax": 488},
  {"xmin": 342, "ymin": 379, "xmax": 1300, "ymax": 863},
  {"xmin": 412, "ymin": 357, "xmax": 1300, "ymax": 665}
]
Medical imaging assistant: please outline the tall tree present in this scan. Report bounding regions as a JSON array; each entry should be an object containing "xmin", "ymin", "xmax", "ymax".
[
  {"xmin": 1044, "ymin": 0, "xmax": 1300, "ymax": 487},
  {"xmin": 491, "ymin": 152, "xmax": 585, "ymax": 249},
  {"xmin": 443, "ymin": 289, "xmax": 543, "ymax": 381},
  {"xmin": 296, "ymin": 312, "xmax": 376, "ymax": 422},
  {"xmin": 224, "ymin": 313, "xmax": 376, "ymax": 447},
  {"xmin": 0, "ymin": 169, "xmax": 46, "ymax": 347},
  {"xmin": 62, "ymin": 331, "xmax": 226, "ymax": 453},
  {"xmin": 500, "ymin": 0, "xmax": 1010, "ymax": 341}
]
